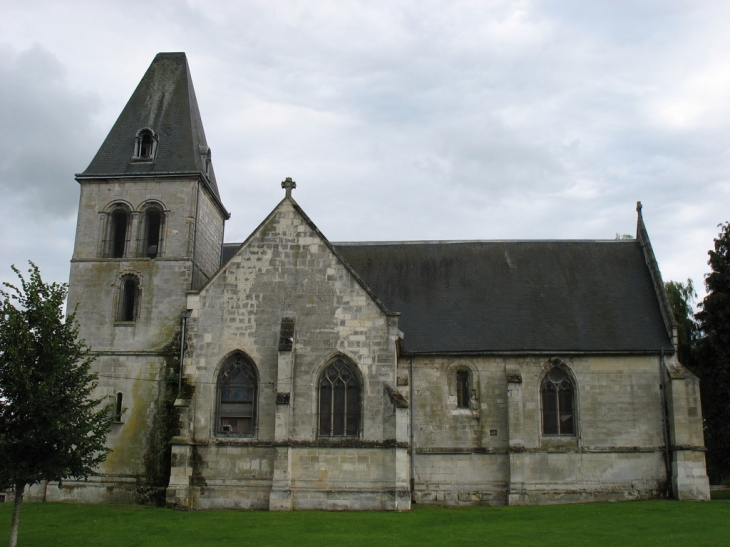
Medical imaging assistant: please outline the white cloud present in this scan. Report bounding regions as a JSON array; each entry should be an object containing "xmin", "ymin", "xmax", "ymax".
[{"xmin": 1, "ymin": 0, "xmax": 729, "ymax": 304}]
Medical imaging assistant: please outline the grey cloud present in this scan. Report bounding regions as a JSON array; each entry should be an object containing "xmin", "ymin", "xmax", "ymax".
[{"xmin": 0, "ymin": 44, "xmax": 102, "ymax": 217}]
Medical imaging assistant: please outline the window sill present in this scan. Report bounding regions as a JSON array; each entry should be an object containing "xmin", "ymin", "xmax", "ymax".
[
  {"xmin": 114, "ymin": 321, "xmax": 135, "ymax": 327},
  {"xmin": 212, "ymin": 435, "xmax": 257, "ymax": 444},
  {"xmin": 539, "ymin": 436, "xmax": 578, "ymax": 451},
  {"xmin": 450, "ymin": 408, "xmax": 480, "ymax": 417}
]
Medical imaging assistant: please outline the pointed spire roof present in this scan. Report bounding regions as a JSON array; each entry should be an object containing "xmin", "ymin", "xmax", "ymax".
[{"xmin": 79, "ymin": 52, "xmax": 222, "ymax": 202}]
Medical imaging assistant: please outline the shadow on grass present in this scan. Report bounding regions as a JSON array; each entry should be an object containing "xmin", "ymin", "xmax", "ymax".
[{"xmin": 1, "ymin": 500, "xmax": 728, "ymax": 547}]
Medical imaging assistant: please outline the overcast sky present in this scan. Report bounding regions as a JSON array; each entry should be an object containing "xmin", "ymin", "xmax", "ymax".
[{"xmin": 1, "ymin": 1, "xmax": 729, "ymax": 307}]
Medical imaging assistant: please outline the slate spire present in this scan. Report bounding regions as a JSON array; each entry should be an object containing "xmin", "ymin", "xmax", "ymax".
[{"xmin": 79, "ymin": 52, "xmax": 221, "ymax": 200}]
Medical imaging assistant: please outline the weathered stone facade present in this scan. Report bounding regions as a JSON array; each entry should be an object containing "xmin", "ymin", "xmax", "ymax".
[{"xmin": 28, "ymin": 52, "xmax": 710, "ymax": 509}]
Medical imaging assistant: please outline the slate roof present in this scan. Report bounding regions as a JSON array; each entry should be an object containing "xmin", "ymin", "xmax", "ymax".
[
  {"xmin": 222, "ymin": 238, "xmax": 673, "ymax": 354},
  {"xmin": 79, "ymin": 52, "xmax": 222, "ymax": 201},
  {"xmin": 333, "ymin": 240, "xmax": 673, "ymax": 354}
]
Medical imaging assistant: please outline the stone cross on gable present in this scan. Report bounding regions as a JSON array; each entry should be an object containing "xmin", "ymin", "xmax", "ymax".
[{"xmin": 281, "ymin": 177, "xmax": 296, "ymax": 198}]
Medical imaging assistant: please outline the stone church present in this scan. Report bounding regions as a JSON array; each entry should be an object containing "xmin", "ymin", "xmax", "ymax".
[{"xmin": 32, "ymin": 52, "xmax": 710, "ymax": 510}]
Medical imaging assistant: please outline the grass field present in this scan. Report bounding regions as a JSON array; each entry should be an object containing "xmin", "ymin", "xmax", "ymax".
[{"xmin": 1, "ymin": 498, "xmax": 729, "ymax": 547}]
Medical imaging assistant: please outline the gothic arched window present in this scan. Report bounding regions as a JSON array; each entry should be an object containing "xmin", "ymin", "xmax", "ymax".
[
  {"xmin": 117, "ymin": 275, "xmax": 139, "ymax": 322},
  {"xmin": 541, "ymin": 367, "xmax": 575, "ymax": 436},
  {"xmin": 319, "ymin": 358, "xmax": 361, "ymax": 437},
  {"xmin": 107, "ymin": 206, "xmax": 130, "ymax": 258},
  {"xmin": 217, "ymin": 354, "xmax": 258, "ymax": 436}
]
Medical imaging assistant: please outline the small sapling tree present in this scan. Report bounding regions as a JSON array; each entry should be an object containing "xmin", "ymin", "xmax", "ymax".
[
  {"xmin": 665, "ymin": 278, "xmax": 699, "ymax": 369},
  {"xmin": 0, "ymin": 263, "xmax": 113, "ymax": 547}
]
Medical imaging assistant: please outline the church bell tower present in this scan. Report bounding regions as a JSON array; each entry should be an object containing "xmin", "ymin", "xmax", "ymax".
[{"xmin": 62, "ymin": 52, "xmax": 229, "ymax": 503}]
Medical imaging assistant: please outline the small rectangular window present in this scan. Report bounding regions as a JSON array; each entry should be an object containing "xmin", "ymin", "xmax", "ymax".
[
  {"xmin": 278, "ymin": 317, "xmax": 295, "ymax": 351},
  {"xmin": 114, "ymin": 393, "xmax": 124, "ymax": 422}
]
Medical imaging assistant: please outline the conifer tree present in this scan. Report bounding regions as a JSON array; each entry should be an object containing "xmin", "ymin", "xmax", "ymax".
[
  {"xmin": 695, "ymin": 222, "xmax": 730, "ymax": 484},
  {"xmin": 0, "ymin": 263, "xmax": 113, "ymax": 547}
]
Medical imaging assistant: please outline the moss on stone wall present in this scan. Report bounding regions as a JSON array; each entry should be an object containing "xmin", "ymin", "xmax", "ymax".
[{"xmin": 136, "ymin": 330, "xmax": 184, "ymax": 505}]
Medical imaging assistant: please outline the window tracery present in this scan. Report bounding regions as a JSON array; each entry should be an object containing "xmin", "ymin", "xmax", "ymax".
[
  {"xmin": 541, "ymin": 366, "xmax": 575, "ymax": 436},
  {"xmin": 318, "ymin": 358, "xmax": 361, "ymax": 437},
  {"xmin": 217, "ymin": 353, "xmax": 258, "ymax": 436}
]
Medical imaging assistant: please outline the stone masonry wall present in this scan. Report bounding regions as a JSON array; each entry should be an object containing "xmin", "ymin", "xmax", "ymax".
[
  {"xmin": 61, "ymin": 177, "xmax": 225, "ymax": 504},
  {"xmin": 192, "ymin": 187, "xmax": 225, "ymax": 289},
  {"xmin": 411, "ymin": 354, "xmax": 669, "ymax": 505},
  {"xmin": 172, "ymin": 198, "xmax": 404, "ymax": 509}
]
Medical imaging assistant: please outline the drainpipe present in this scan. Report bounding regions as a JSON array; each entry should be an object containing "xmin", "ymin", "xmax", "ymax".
[
  {"xmin": 409, "ymin": 356, "xmax": 415, "ymax": 502},
  {"xmin": 659, "ymin": 351, "xmax": 672, "ymax": 493},
  {"xmin": 178, "ymin": 310, "xmax": 192, "ymax": 398}
]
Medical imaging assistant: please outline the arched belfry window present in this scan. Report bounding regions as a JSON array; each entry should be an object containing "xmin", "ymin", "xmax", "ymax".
[
  {"xmin": 217, "ymin": 353, "xmax": 258, "ymax": 436},
  {"xmin": 106, "ymin": 206, "xmax": 130, "ymax": 258},
  {"xmin": 541, "ymin": 366, "xmax": 575, "ymax": 436},
  {"xmin": 139, "ymin": 204, "xmax": 164, "ymax": 258},
  {"xmin": 319, "ymin": 358, "xmax": 361, "ymax": 437},
  {"xmin": 133, "ymin": 128, "xmax": 158, "ymax": 161},
  {"xmin": 117, "ymin": 275, "xmax": 139, "ymax": 322}
]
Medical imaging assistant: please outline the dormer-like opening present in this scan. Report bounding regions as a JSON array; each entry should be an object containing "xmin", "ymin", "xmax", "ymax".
[{"xmin": 133, "ymin": 128, "xmax": 158, "ymax": 161}]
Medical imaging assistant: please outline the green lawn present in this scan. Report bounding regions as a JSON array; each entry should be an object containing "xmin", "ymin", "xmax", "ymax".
[{"xmin": 1, "ymin": 499, "xmax": 728, "ymax": 547}]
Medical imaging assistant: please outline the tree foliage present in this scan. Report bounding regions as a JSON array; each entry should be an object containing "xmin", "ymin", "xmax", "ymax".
[
  {"xmin": 695, "ymin": 222, "xmax": 730, "ymax": 484},
  {"xmin": 665, "ymin": 278, "xmax": 699, "ymax": 368},
  {"xmin": 0, "ymin": 263, "xmax": 113, "ymax": 547}
]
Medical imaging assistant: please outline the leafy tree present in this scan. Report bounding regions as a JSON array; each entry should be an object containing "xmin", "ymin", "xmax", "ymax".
[
  {"xmin": 0, "ymin": 263, "xmax": 113, "ymax": 547},
  {"xmin": 665, "ymin": 278, "xmax": 698, "ymax": 368},
  {"xmin": 695, "ymin": 222, "xmax": 730, "ymax": 484}
]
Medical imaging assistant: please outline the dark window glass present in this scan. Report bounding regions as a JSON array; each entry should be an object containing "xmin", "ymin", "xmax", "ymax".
[
  {"xmin": 217, "ymin": 354, "xmax": 257, "ymax": 436},
  {"xmin": 139, "ymin": 132, "xmax": 153, "ymax": 158},
  {"xmin": 118, "ymin": 278, "xmax": 137, "ymax": 322},
  {"xmin": 145, "ymin": 208, "xmax": 162, "ymax": 258},
  {"xmin": 115, "ymin": 393, "xmax": 123, "ymax": 422},
  {"xmin": 541, "ymin": 367, "xmax": 575, "ymax": 436},
  {"xmin": 110, "ymin": 209, "xmax": 128, "ymax": 258},
  {"xmin": 319, "ymin": 359, "xmax": 360, "ymax": 437},
  {"xmin": 456, "ymin": 369, "xmax": 470, "ymax": 408},
  {"xmin": 278, "ymin": 317, "xmax": 295, "ymax": 351}
]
